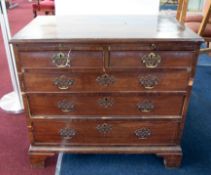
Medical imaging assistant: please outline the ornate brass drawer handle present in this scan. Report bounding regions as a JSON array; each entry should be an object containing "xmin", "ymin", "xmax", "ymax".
[
  {"xmin": 137, "ymin": 100, "xmax": 154, "ymax": 113},
  {"xmin": 57, "ymin": 100, "xmax": 75, "ymax": 113},
  {"xmin": 53, "ymin": 75, "xmax": 75, "ymax": 90},
  {"xmin": 98, "ymin": 97, "xmax": 114, "ymax": 108},
  {"xmin": 141, "ymin": 52, "xmax": 161, "ymax": 68},
  {"xmin": 139, "ymin": 75, "xmax": 159, "ymax": 89},
  {"xmin": 96, "ymin": 123, "xmax": 112, "ymax": 135},
  {"xmin": 135, "ymin": 128, "xmax": 151, "ymax": 139},
  {"xmin": 59, "ymin": 128, "xmax": 76, "ymax": 139},
  {"xmin": 96, "ymin": 73, "xmax": 115, "ymax": 86},
  {"xmin": 52, "ymin": 51, "xmax": 71, "ymax": 68}
]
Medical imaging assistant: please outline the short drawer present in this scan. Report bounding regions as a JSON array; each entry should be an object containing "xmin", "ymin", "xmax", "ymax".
[
  {"xmin": 18, "ymin": 50, "xmax": 103, "ymax": 69},
  {"xmin": 109, "ymin": 51, "xmax": 194, "ymax": 68},
  {"xmin": 27, "ymin": 93, "xmax": 185, "ymax": 116},
  {"xmin": 32, "ymin": 119, "xmax": 179, "ymax": 146},
  {"xmin": 22, "ymin": 69, "xmax": 190, "ymax": 92}
]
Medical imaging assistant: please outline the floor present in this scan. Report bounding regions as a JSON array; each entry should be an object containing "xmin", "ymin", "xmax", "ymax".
[{"xmin": 0, "ymin": 0, "xmax": 56, "ymax": 174}]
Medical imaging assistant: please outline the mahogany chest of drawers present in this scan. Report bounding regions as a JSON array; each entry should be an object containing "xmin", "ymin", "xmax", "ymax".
[{"xmin": 11, "ymin": 15, "xmax": 203, "ymax": 168}]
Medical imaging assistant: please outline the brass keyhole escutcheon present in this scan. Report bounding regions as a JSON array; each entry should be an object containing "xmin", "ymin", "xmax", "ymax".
[
  {"xmin": 96, "ymin": 123, "xmax": 112, "ymax": 135},
  {"xmin": 52, "ymin": 51, "xmax": 71, "ymax": 68},
  {"xmin": 97, "ymin": 97, "xmax": 114, "ymax": 108},
  {"xmin": 96, "ymin": 73, "xmax": 115, "ymax": 86}
]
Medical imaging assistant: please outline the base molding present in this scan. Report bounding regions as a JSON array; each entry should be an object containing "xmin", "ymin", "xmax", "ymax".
[{"xmin": 29, "ymin": 145, "xmax": 182, "ymax": 168}]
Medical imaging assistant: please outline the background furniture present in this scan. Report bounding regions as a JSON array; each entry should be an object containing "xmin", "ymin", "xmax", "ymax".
[
  {"xmin": 32, "ymin": 0, "xmax": 55, "ymax": 17},
  {"xmin": 11, "ymin": 15, "xmax": 202, "ymax": 168},
  {"xmin": 177, "ymin": 0, "xmax": 211, "ymax": 52},
  {"xmin": 186, "ymin": 2, "xmax": 211, "ymax": 37},
  {"xmin": 176, "ymin": 0, "xmax": 189, "ymax": 23},
  {"xmin": 177, "ymin": 0, "xmax": 207, "ymax": 23},
  {"xmin": 185, "ymin": 0, "xmax": 210, "ymax": 23}
]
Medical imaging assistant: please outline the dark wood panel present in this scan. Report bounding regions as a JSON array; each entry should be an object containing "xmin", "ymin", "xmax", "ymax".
[
  {"xmin": 109, "ymin": 51, "xmax": 194, "ymax": 68},
  {"xmin": 15, "ymin": 44, "xmax": 104, "ymax": 51},
  {"xmin": 32, "ymin": 119, "xmax": 179, "ymax": 145},
  {"xmin": 19, "ymin": 50, "xmax": 103, "ymax": 69},
  {"xmin": 108, "ymin": 43, "xmax": 198, "ymax": 51},
  {"xmin": 22, "ymin": 69, "xmax": 190, "ymax": 92},
  {"xmin": 27, "ymin": 93, "xmax": 185, "ymax": 116}
]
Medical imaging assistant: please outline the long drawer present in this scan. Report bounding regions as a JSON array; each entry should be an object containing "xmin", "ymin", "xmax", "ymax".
[
  {"xmin": 32, "ymin": 119, "xmax": 179, "ymax": 146},
  {"xmin": 27, "ymin": 93, "xmax": 185, "ymax": 116},
  {"xmin": 109, "ymin": 51, "xmax": 194, "ymax": 68},
  {"xmin": 22, "ymin": 69, "xmax": 190, "ymax": 92}
]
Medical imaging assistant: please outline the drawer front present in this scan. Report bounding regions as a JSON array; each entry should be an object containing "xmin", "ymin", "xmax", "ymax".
[
  {"xmin": 108, "ymin": 43, "xmax": 197, "ymax": 51},
  {"xmin": 18, "ymin": 50, "xmax": 103, "ymax": 69},
  {"xmin": 22, "ymin": 69, "xmax": 190, "ymax": 92},
  {"xmin": 32, "ymin": 119, "xmax": 179, "ymax": 146},
  {"xmin": 109, "ymin": 51, "xmax": 193, "ymax": 68},
  {"xmin": 27, "ymin": 93, "xmax": 185, "ymax": 116}
]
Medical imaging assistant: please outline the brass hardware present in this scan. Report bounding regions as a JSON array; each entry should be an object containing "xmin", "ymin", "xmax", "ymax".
[
  {"xmin": 58, "ymin": 43, "xmax": 64, "ymax": 49},
  {"xmin": 135, "ymin": 128, "xmax": 151, "ymax": 139},
  {"xmin": 151, "ymin": 44, "xmax": 157, "ymax": 50},
  {"xmin": 53, "ymin": 75, "xmax": 74, "ymax": 90},
  {"xmin": 96, "ymin": 123, "xmax": 112, "ymax": 135},
  {"xmin": 96, "ymin": 74, "xmax": 115, "ymax": 86},
  {"xmin": 52, "ymin": 51, "xmax": 71, "ymax": 68},
  {"xmin": 141, "ymin": 52, "xmax": 161, "ymax": 68},
  {"xmin": 98, "ymin": 97, "xmax": 114, "ymax": 108},
  {"xmin": 59, "ymin": 128, "xmax": 76, "ymax": 139},
  {"xmin": 137, "ymin": 100, "xmax": 154, "ymax": 112},
  {"xmin": 188, "ymin": 78, "xmax": 194, "ymax": 86},
  {"xmin": 57, "ymin": 100, "xmax": 75, "ymax": 112},
  {"xmin": 139, "ymin": 75, "xmax": 159, "ymax": 89}
]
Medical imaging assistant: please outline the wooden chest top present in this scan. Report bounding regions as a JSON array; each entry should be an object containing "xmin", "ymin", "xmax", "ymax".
[{"xmin": 11, "ymin": 15, "xmax": 203, "ymax": 43}]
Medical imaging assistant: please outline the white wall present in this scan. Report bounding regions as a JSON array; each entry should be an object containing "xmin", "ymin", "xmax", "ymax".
[{"xmin": 55, "ymin": 0, "xmax": 160, "ymax": 15}]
